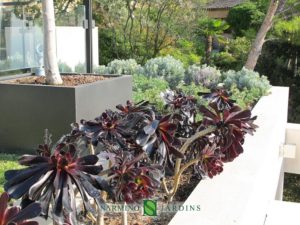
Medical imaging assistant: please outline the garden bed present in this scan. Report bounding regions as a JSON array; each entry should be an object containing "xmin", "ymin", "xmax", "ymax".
[{"xmin": 0, "ymin": 81, "xmax": 277, "ymax": 225}]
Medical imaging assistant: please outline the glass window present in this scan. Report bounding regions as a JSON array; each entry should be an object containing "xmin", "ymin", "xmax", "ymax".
[{"xmin": 0, "ymin": 1, "xmax": 86, "ymax": 75}]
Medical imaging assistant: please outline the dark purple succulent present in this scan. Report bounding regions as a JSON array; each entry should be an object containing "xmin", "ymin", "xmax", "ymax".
[
  {"xmin": 36, "ymin": 144, "xmax": 51, "ymax": 157},
  {"xmin": 1, "ymin": 85, "xmax": 259, "ymax": 225},
  {"xmin": 0, "ymin": 192, "xmax": 41, "ymax": 225},
  {"xmin": 136, "ymin": 114, "xmax": 183, "ymax": 169},
  {"xmin": 199, "ymin": 102, "xmax": 257, "ymax": 162},
  {"xmin": 161, "ymin": 90, "xmax": 198, "ymax": 138},
  {"xmin": 198, "ymin": 88, "xmax": 235, "ymax": 111},
  {"xmin": 4, "ymin": 139, "xmax": 105, "ymax": 224},
  {"xmin": 195, "ymin": 144, "xmax": 223, "ymax": 179},
  {"xmin": 116, "ymin": 100, "xmax": 156, "ymax": 120},
  {"xmin": 108, "ymin": 152, "xmax": 162, "ymax": 203},
  {"xmin": 161, "ymin": 90, "xmax": 197, "ymax": 111},
  {"xmin": 77, "ymin": 110, "xmax": 137, "ymax": 150}
]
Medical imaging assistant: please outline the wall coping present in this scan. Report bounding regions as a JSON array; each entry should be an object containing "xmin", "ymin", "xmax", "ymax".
[{"xmin": 169, "ymin": 86, "xmax": 289, "ymax": 225}]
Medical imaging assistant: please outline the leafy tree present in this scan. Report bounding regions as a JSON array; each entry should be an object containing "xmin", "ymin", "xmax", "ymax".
[
  {"xmin": 94, "ymin": 0, "xmax": 207, "ymax": 64},
  {"xmin": 54, "ymin": 0, "xmax": 81, "ymax": 14},
  {"xmin": 274, "ymin": 16, "xmax": 300, "ymax": 46},
  {"xmin": 213, "ymin": 37, "xmax": 251, "ymax": 70},
  {"xmin": 197, "ymin": 18, "xmax": 229, "ymax": 65},
  {"xmin": 245, "ymin": 0, "xmax": 300, "ymax": 70},
  {"xmin": 273, "ymin": 16, "xmax": 300, "ymax": 76},
  {"xmin": 227, "ymin": 2, "xmax": 265, "ymax": 37},
  {"xmin": 256, "ymin": 41, "xmax": 300, "ymax": 122},
  {"xmin": 251, "ymin": 0, "xmax": 270, "ymax": 11},
  {"xmin": 159, "ymin": 39, "xmax": 201, "ymax": 67}
]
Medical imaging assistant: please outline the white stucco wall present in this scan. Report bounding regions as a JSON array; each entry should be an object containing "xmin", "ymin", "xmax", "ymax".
[
  {"xmin": 169, "ymin": 87, "xmax": 290, "ymax": 225},
  {"xmin": 284, "ymin": 123, "xmax": 300, "ymax": 174},
  {"xmin": 56, "ymin": 26, "xmax": 99, "ymax": 71}
]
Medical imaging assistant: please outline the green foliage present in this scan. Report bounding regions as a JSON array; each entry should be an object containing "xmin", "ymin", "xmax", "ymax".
[
  {"xmin": 176, "ymin": 82, "xmax": 207, "ymax": 97},
  {"xmin": 55, "ymin": 1, "xmax": 84, "ymax": 26},
  {"xmin": 228, "ymin": 37, "xmax": 252, "ymax": 60},
  {"xmin": 184, "ymin": 64, "xmax": 221, "ymax": 88},
  {"xmin": 95, "ymin": 0, "xmax": 207, "ymax": 64},
  {"xmin": 97, "ymin": 29, "xmax": 126, "ymax": 65},
  {"xmin": 197, "ymin": 17, "xmax": 229, "ymax": 65},
  {"xmin": 249, "ymin": 0, "xmax": 269, "ymax": 11},
  {"xmin": 132, "ymin": 74, "xmax": 261, "ymax": 117},
  {"xmin": 176, "ymin": 82, "xmax": 260, "ymax": 112},
  {"xmin": 213, "ymin": 37, "xmax": 251, "ymax": 70},
  {"xmin": 74, "ymin": 62, "xmax": 86, "ymax": 73},
  {"xmin": 256, "ymin": 41, "xmax": 300, "ymax": 123},
  {"xmin": 132, "ymin": 75, "xmax": 169, "ymax": 112},
  {"xmin": 143, "ymin": 56, "xmax": 185, "ymax": 89},
  {"xmin": 283, "ymin": 173, "xmax": 300, "ymax": 203},
  {"xmin": 132, "ymin": 66, "xmax": 264, "ymax": 115},
  {"xmin": 227, "ymin": 2, "xmax": 265, "ymax": 37},
  {"xmin": 0, "ymin": 54, "xmax": 24, "ymax": 71},
  {"xmin": 106, "ymin": 59, "xmax": 142, "ymax": 75},
  {"xmin": 58, "ymin": 61, "xmax": 73, "ymax": 73},
  {"xmin": 159, "ymin": 39, "xmax": 201, "ymax": 67},
  {"xmin": 229, "ymin": 84, "xmax": 263, "ymax": 109},
  {"xmin": 274, "ymin": 16, "xmax": 300, "ymax": 46},
  {"xmin": 94, "ymin": 65, "xmax": 108, "ymax": 75},
  {"xmin": 197, "ymin": 18, "xmax": 229, "ymax": 36},
  {"xmin": 222, "ymin": 68, "xmax": 271, "ymax": 100},
  {"xmin": 212, "ymin": 52, "xmax": 237, "ymax": 71}
]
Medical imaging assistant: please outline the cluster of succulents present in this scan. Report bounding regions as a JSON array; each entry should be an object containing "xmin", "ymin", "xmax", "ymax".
[{"xmin": 3, "ymin": 87, "xmax": 257, "ymax": 225}]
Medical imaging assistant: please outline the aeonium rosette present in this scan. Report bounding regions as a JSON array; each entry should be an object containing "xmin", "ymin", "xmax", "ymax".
[
  {"xmin": 194, "ymin": 144, "xmax": 223, "ymax": 179},
  {"xmin": 76, "ymin": 110, "xmax": 135, "ymax": 149},
  {"xmin": 101, "ymin": 151, "xmax": 163, "ymax": 203},
  {"xmin": 72, "ymin": 104, "xmax": 155, "ymax": 152},
  {"xmin": 199, "ymin": 102, "xmax": 258, "ymax": 162},
  {"xmin": 198, "ymin": 88, "xmax": 235, "ymax": 111},
  {"xmin": 136, "ymin": 114, "xmax": 183, "ymax": 170},
  {"xmin": 116, "ymin": 100, "xmax": 156, "ymax": 120},
  {"xmin": 160, "ymin": 90, "xmax": 197, "ymax": 112},
  {"xmin": 161, "ymin": 90, "xmax": 201, "ymax": 139},
  {"xmin": 4, "ymin": 137, "xmax": 106, "ymax": 224}
]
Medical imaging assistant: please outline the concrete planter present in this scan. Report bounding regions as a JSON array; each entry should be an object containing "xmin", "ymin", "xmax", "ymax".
[{"xmin": 0, "ymin": 75, "xmax": 132, "ymax": 153}]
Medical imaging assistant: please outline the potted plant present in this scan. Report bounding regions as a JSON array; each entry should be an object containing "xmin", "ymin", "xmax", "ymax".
[
  {"xmin": 0, "ymin": 0, "xmax": 132, "ymax": 153},
  {"xmin": 3, "ymin": 87, "xmax": 257, "ymax": 225}
]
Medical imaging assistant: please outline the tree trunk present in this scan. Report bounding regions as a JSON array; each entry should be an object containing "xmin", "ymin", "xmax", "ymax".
[
  {"xmin": 244, "ymin": 0, "xmax": 279, "ymax": 70},
  {"xmin": 42, "ymin": 0, "xmax": 63, "ymax": 85},
  {"xmin": 206, "ymin": 35, "xmax": 213, "ymax": 65}
]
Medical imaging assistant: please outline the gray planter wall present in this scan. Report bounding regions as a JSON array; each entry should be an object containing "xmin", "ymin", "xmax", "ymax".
[{"xmin": 0, "ymin": 75, "xmax": 132, "ymax": 154}]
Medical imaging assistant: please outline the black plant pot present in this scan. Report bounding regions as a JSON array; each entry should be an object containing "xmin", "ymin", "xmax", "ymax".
[{"xmin": 0, "ymin": 74, "xmax": 132, "ymax": 153}]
